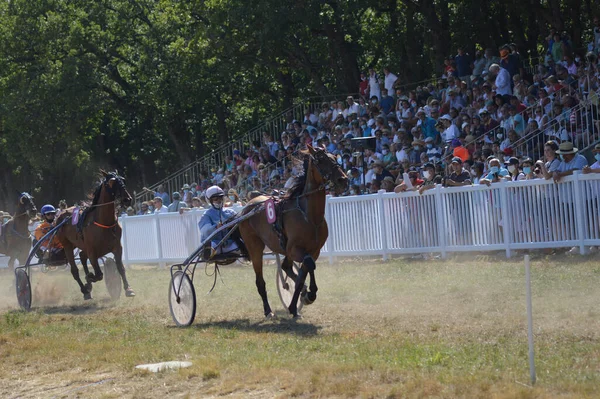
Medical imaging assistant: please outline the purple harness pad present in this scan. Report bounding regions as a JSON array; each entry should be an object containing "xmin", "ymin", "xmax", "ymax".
[{"xmin": 71, "ymin": 207, "xmax": 80, "ymax": 225}]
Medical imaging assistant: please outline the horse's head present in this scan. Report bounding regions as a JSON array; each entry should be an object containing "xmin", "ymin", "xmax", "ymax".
[
  {"xmin": 16, "ymin": 192, "xmax": 37, "ymax": 219},
  {"xmin": 306, "ymin": 145, "xmax": 348, "ymax": 195},
  {"xmin": 101, "ymin": 170, "xmax": 132, "ymax": 206}
]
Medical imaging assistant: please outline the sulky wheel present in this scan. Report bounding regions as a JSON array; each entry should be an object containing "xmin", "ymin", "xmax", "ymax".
[
  {"xmin": 102, "ymin": 257, "xmax": 122, "ymax": 301},
  {"xmin": 275, "ymin": 254, "xmax": 304, "ymax": 314},
  {"xmin": 15, "ymin": 268, "xmax": 32, "ymax": 311},
  {"xmin": 169, "ymin": 271, "xmax": 196, "ymax": 327}
]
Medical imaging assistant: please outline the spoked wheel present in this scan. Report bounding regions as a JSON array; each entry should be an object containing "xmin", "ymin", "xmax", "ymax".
[
  {"xmin": 169, "ymin": 270, "xmax": 196, "ymax": 327},
  {"xmin": 15, "ymin": 269, "xmax": 32, "ymax": 311},
  {"xmin": 103, "ymin": 257, "xmax": 122, "ymax": 301},
  {"xmin": 275, "ymin": 254, "xmax": 304, "ymax": 313}
]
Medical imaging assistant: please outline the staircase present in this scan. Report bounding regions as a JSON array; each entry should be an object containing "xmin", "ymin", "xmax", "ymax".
[{"xmin": 134, "ymin": 96, "xmax": 348, "ymax": 203}]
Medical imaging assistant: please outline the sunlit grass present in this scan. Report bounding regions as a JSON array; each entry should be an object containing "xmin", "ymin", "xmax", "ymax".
[{"xmin": 1, "ymin": 254, "xmax": 599, "ymax": 398}]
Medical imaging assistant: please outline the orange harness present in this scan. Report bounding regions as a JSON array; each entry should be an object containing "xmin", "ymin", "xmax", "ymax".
[{"xmin": 93, "ymin": 221, "xmax": 117, "ymax": 229}]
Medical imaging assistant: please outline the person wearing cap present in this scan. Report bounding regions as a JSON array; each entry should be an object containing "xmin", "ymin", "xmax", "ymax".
[
  {"xmin": 445, "ymin": 157, "xmax": 471, "ymax": 187},
  {"xmin": 505, "ymin": 157, "xmax": 525, "ymax": 181},
  {"xmin": 167, "ymin": 191, "xmax": 187, "ymax": 213},
  {"xmin": 553, "ymin": 141, "xmax": 588, "ymax": 183},
  {"xmin": 440, "ymin": 114, "xmax": 459, "ymax": 143},
  {"xmin": 424, "ymin": 137, "xmax": 442, "ymax": 163}
]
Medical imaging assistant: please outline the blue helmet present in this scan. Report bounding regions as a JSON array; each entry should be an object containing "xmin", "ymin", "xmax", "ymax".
[{"xmin": 40, "ymin": 204, "xmax": 56, "ymax": 216}]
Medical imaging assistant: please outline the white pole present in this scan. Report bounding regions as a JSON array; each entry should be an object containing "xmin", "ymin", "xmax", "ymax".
[{"xmin": 525, "ymin": 255, "xmax": 536, "ymax": 385}]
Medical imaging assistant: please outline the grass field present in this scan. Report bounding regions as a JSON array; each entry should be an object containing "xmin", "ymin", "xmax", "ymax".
[{"xmin": 0, "ymin": 254, "xmax": 599, "ymax": 398}]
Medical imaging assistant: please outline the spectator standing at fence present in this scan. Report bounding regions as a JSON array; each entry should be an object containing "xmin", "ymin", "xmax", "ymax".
[
  {"xmin": 521, "ymin": 158, "xmax": 537, "ymax": 180},
  {"xmin": 505, "ymin": 157, "xmax": 525, "ymax": 181},
  {"xmin": 469, "ymin": 161, "xmax": 485, "ymax": 184},
  {"xmin": 137, "ymin": 202, "xmax": 151, "ymax": 215},
  {"xmin": 445, "ymin": 157, "xmax": 471, "ymax": 186},
  {"xmin": 552, "ymin": 141, "xmax": 588, "ymax": 182},
  {"xmin": 153, "ymin": 197, "xmax": 168, "ymax": 214},
  {"xmin": 480, "ymin": 158, "xmax": 509, "ymax": 185},
  {"xmin": 417, "ymin": 162, "xmax": 438, "ymax": 194}
]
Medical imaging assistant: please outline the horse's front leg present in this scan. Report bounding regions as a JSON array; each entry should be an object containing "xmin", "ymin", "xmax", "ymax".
[
  {"xmin": 113, "ymin": 247, "xmax": 135, "ymax": 297},
  {"xmin": 64, "ymin": 245, "xmax": 92, "ymax": 300},
  {"xmin": 79, "ymin": 251, "xmax": 92, "ymax": 282},
  {"xmin": 301, "ymin": 255, "xmax": 317, "ymax": 305}
]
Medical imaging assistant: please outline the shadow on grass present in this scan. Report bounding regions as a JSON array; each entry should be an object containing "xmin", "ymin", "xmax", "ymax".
[
  {"xmin": 36, "ymin": 298, "xmax": 114, "ymax": 315},
  {"xmin": 187, "ymin": 315, "xmax": 321, "ymax": 336}
]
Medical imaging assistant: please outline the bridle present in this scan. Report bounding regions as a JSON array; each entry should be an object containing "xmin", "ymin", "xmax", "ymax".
[{"xmin": 91, "ymin": 173, "xmax": 130, "ymax": 229}]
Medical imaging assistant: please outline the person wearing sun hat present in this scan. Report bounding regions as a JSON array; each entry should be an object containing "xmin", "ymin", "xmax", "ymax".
[{"xmin": 553, "ymin": 141, "xmax": 588, "ymax": 183}]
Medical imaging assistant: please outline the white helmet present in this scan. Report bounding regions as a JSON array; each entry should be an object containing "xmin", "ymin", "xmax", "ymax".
[{"xmin": 205, "ymin": 186, "xmax": 225, "ymax": 206}]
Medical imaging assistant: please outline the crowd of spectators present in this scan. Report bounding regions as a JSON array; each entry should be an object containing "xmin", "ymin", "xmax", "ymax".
[{"xmin": 135, "ymin": 25, "xmax": 600, "ymax": 215}]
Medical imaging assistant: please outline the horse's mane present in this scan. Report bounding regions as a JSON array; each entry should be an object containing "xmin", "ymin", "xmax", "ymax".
[{"xmin": 283, "ymin": 151, "xmax": 310, "ymax": 199}]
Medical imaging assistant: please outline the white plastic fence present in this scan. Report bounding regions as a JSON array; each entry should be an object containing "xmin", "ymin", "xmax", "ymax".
[{"xmin": 120, "ymin": 173, "xmax": 600, "ymax": 266}]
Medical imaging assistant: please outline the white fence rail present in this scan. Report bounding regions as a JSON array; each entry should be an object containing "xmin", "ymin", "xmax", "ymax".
[{"xmin": 120, "ymin": 173, "xmax": 600, "ymax": 266}]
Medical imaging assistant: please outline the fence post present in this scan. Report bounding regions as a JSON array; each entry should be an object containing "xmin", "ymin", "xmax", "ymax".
[
  {"xmin": 121, "ymin": 217, "xmax": 130, "ymax": 269},
  {"xmin": 434, "ymin": 184, "xmax": 447, "ymax": 259},
  {"xmin": 155, "ymin": 213, "xmax": 165, "ymax": 269},
  {"xmin": 499, "ymin": 180, "xmax": 512, "ymax": 258},
  {"xmin": 573, "ymin": 171, "xmax": 586, "ymax": 254},
  {"xmin": 325, "ymin": 195, "xmax": 334, "ymax": 265},
  {"xmin": 377, "ymin": 190, "xmax": 389, "ymax": 261}
]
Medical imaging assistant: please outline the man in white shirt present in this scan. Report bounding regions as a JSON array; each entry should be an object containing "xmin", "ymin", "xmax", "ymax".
[
  {"xmin": 440, "ymin": 114, "xmax": 459, "ymax": 143},
  {"xmin": 383, "ymin": 67, "xmax": 398, "ymax": 96},
  {"xmin": 153, "ymin": 197, "xmax": 168, "ymax": 214},
  {"xmin": 346, "ymin": 96, "xmax": 360, "ymax": 116},
  {"xmin": 367, "ymin": 68, "xmax": 381, "ymax": 100},
  {"xmin": 489, "ymin": 64, "xmax": 511, "ymax": 97}
]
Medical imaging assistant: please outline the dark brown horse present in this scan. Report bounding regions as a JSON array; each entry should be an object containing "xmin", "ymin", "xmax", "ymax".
[
  {"xmin": 238, "ymin": 145, "xmax": 348, "ymax": 318},
  {"xmin": 56, "ymin": 171, "xmax": 135, "ymax": 300},
  {"xmin": 0, "ymin": 192, "xmax": 37, "ymax": 272}
]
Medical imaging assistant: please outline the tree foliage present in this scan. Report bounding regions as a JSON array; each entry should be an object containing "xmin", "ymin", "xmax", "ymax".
[{"xmin": 0, "ymin": 0, "xmax": 597, "ymax": 209}]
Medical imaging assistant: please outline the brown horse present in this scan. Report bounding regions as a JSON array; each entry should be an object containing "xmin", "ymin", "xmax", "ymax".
[
  {"xmin": 238, "ymin": 145, "xmax": 348, "ymax": 318},
  {"xmin": 56, "ymin": 171, "xmax": 135, "ymax": 300},
  {"xmin": 0, "ymin": 192, "xmax": 37, "ymax": 272}
]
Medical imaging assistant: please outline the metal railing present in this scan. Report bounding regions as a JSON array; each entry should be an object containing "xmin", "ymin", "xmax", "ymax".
[{"xmin": 134, "ymin": 95, "xmax": 355, "ymax": 203}]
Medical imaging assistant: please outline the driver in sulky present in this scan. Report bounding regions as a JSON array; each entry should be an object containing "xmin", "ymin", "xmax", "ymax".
[
  {"xmin": 34, "ymin": 204, "xmax": 66, "ymax": 264},
  {"xmin": 198, "ymin": 186, "xmax": 240, "ymax": 258}
]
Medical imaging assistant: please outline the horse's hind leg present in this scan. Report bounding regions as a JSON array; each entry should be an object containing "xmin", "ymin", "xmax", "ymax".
[
  {"xmin": 247, "ymin": 237, "xmax": 272, "ymax": 317},
  {"xmin": 281, "ymin": 256, "xmax": 298, "ymax": 280},
  {"xmin": 113, "ymin": 247, "xmax": 135, "ymax": 297},
  {"xmin": 64, "ymin": 245, "xmax": 92, "ymax": 300},
  {"xmin": 88, "ymin": 256, "xmax": 103, "ymax": 283}
]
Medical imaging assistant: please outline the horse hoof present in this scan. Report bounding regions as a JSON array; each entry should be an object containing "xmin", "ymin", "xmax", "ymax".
[
  {"xmin": 125, "ymin": 288, "xmax": 136, "ymax": 297},
  {"xmin": 84, "ymin": 292, "xmax": 93, "ymax": 300},
  {"xmin": 292, "ymin": 313, "xmax": 303, "ymax": 320},
  {"xmin": 265, "ymin": 312, "xmax": 276, "ymax": 319}
]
